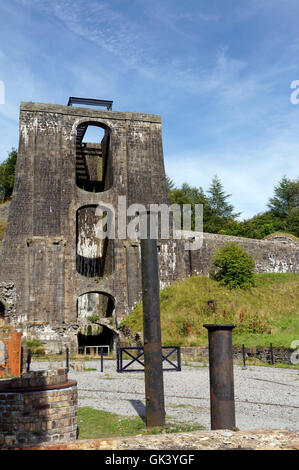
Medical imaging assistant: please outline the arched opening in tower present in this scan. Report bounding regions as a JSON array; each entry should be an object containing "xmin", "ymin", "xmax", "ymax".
[
  {"xmin": 77, "ymin": 292, "xmax": 116, "ymax": 353},
  {"xmin": 76, "ymin": 205, "xmax": 114, "ymax": 277},
  {"xmin": 75, "ymin": 122, "xmax": 112, "ymax": 192}
]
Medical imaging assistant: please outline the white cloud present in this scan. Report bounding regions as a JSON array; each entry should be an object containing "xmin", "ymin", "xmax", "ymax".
[
  {"xmin": 165, "ymin": 133, "xmax": 299, "ymax": 220},
  {"xmin": 4, "ymin": 0, "xmax": 299, "ymax": 221},
  {"xmin": 11, "ymin": 1, "xmax": 243, "ymax": 97},
  {"xmin": 16, "ymin": 0, "xmax": 159, "ymax": 76}
]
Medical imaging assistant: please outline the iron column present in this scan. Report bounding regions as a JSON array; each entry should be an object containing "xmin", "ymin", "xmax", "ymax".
[
  {"xmin": 140, "ymin": 210, "xmax": 165, "ymax": 428},
  {"xmin": 203, "ymin": 324, "xmax": 236, "ymax": 430}
]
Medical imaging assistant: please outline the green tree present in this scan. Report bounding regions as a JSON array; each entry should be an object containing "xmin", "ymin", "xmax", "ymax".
[
  {"xmin": 267, "ymin": 176, "xmax": 299, "ymax": 218},
  {"xmin": 210, "ymin": 243, "xmax": 255, "ymax": 289},
  {"xmin": 0, "ymin": 148, "xmax": 17, "ymax": 202},
  {"xmin": 168, "ymin": 188, "xmax": 191, "ymax": 207},
  {"xmin": 207, "ymin": 175, "xmax": 240, "ymax": 220},
  {"xmin": 285, "ymin": 208, "xmax": 299, "ymax": 237},
  {"xmin": 181, "ymin": 183, "xmax": 213, "ymax": 231},
  {"xmin": 168, "ymin": 178, "xmax": 241, "ymax": 234},
  {"xmin": 228, "ymin": 211, "xmax": 286, "ymax": 239},
  {"xmin": 166, "ymin": 175, "xmax": 176, "ymax": 193},
  {"xmin": 168, "ymin": 188, "xmax": 192, "ymax": 229}
]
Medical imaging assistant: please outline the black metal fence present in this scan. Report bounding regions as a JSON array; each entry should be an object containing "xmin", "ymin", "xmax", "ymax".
[
  {"xmin": 24, "ymin": 342, "xmax": 279, "ymax": 375},
  {"xmin": 116, "ymin": 346, "xmax": 181, "ymax": 373},
  {"xmin": 241, "ymin": 343, "xmax": 275, "ymax": 367},
  {"xmin": 24, "ymin": 347, "xmax": 72, "ymax": 373}
]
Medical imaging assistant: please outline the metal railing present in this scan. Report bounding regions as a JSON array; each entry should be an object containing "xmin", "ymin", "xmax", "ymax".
[
  {"xmin": 78, "ymin": 345, "xmax": 110, "ymax": 355},
  {"xmin": 241, "ymin": 343, "xmax": 275, "ymax": 367}
]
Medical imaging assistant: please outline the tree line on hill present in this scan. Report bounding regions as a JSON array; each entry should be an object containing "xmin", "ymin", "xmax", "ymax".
[
  {"xmin": 0, "ymin": 148, "xmax": 298, "ymax": 238},
  {"xmin": 167, "ymin": 174, "xmax": 299, "ymax": 239},
  {"xmin": 0, "ymin": 148, "xmax": 17, "ymax": 203}
]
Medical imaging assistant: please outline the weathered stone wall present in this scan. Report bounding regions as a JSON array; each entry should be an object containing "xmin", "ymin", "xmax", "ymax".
[
  {"xmin": 0, "ymin": 282, "xmax": 16, "ymax": 324},
  {"xmin": 180, "ymin": 346, "xmax": 295, "ymax": 365},
  {"xmin": 0, "ymin": 201, "xmax": 10, "ymax": 222},
  {"xmin": 0, "ymin": 102, "xmax": 170, "ymax": 352},
  {"xmin": 189, "ymin": 232, "xmax": 299, "ymax": 276},
  {"xmin": 0, "ymin": 368, "xmax": 77, "ymax": 449},
  {"xmin": 0, "ymin": 101, "xmax": 297, "ymax": 354}
]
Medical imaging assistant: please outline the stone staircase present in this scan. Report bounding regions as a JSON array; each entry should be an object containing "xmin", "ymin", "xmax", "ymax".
[
  {"xmin": 76, "ymin": 142, "xmax": 104, "ymax": 191},
  {"xmin": 76, "ymin": 144, "xmax": 90, "ymax": 187}
]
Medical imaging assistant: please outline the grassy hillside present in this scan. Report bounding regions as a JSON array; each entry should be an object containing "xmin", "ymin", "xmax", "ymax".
[{"xmin": 121, "ymin": 273, "xmax": 299, "ymax": 348}]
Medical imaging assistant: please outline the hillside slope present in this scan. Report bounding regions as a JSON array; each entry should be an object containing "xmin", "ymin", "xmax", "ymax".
[{"xmin": 121, "ymin": 273, "xmax": 299, "ymax": 348}]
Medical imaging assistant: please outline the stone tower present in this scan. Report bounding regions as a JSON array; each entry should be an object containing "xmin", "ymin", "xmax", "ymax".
[{"xmin": 0, "ymin": 100, "xmax": 190, "ymax": 353}]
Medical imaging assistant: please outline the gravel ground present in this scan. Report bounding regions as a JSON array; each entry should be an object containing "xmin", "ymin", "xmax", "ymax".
[{"xmin": 31, "ymin": 360, "xmax": 299, "ymax": 432}]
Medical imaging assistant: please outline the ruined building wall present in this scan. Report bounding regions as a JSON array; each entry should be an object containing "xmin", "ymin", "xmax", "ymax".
[
  {"xmin": 0, "ymin": 101, "xmax": 298, "ymax": 353},
  {"xmin": 189, "ymin": 232, "xmax": 299, "ymax": 276},
  {"xmin": 0, "ymin": 102, "xmax": 174, "ymax": 352}
]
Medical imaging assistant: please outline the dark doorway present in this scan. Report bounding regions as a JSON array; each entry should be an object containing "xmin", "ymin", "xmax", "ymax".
[
  {"xmin": 78, "ymin": 325, "xmax": 115, "ymax": 351},
  {"xmin": 0, "ymin": 301, "xmax": 5, "ymax": 318},
  {"xmin": 0, "ymin": 301, "xmax": 5, "ymax": 326},
  {"xmin": 75, "ymin": 123, "xmax": 112, "ymax": 192},
  {"xmin": 77, "ymin": 292, "xmax": 116, "ymax": 353}
]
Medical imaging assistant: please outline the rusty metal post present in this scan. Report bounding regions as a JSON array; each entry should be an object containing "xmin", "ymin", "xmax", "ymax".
[
  {"xmin": 26, "ymin": 349, "xmax": 31, "ymax": 373},
  {"xmin": 204, "ymin": 324, "xmax": 236, "ymax": 430},
  {"xmin": 100, "ymin": 347, "xmax": 104, "ymax": 372},
  {"xmin": 242, "ymin": 344, "xmax": 246, "ymax": 367},
  {"xmin": 66, "ymin": 347, "xmax": 69, "ymax": 372},
  {"xmin": 140, "ymin": 210, "xmax": 165, "ymax": 428}
]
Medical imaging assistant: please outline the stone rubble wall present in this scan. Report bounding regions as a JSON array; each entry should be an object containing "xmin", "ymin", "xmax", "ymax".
[
  {"xmin": 180, "ymin": 346, "xmax": 295, "ymax": 365},
  {"xmin": 6, "ymin": 429, "xmax": 299, "ymax": 451},
  {"xmin": 189, "ymin": 232, "xmax": 299, "ymax": 276}
]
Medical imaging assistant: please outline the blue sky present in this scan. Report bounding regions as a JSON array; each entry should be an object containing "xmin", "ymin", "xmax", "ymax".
[{"xmin": 0, "ymin": 0, "xmax": 298, "ymax": 219}]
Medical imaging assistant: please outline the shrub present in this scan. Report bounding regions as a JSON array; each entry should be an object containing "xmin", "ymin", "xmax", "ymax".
[
  {"xmin": 25, "ymin": 339, "xmax": 45, "ymax": 355},
  {"xmin": 0, "ymin": 221, "xmax": 6, "ymax": 246},
  {"xmin": 210, "ymin": 243, "xmax": 255, "ymax": 289}
]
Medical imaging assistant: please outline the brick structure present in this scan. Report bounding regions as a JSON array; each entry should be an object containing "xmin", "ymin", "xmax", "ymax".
[
  {"xmin": 0, "ymin": 368, "xmax": 77, "ymax": 449},
  {"xmin": 0, "ymin": 100, "xmax": 298, "ymax": 354}
]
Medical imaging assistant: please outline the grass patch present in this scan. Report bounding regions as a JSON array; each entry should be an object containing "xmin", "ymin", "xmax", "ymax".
[
  {"xmin": 25, "ymin": 338, "xmax": 45, "ymax": 355},
  {"xmin": 167, "ymin": 404, "xmax": 202, "ymax": 411},
  {"xmin": 77, "ymin": 407, "xmax": 204, "ymax": 439},
  {"xmin": 31, "ymin": 353, "xmax": 116, "ymax": 362},
  {"xmin": 102, "ymin": 373, "xmax": 118, "ymax": 380},
  {"xmin": 184, "ymin": 362, "xmax": 208, "ymax": 368},
  {"xmin": 264, "ymin": 232, "xmax": 299, "ymax": 242},
  {"xmin": 235, "ymin": 359, "xmax": 299, "ymax": 369},
  {"xmin": 121, "ymin": 273, "xmax": 299, "ymax": 348}
]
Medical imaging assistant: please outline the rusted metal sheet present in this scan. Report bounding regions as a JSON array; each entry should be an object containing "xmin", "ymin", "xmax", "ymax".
[
  {"xmin": 0, "ymin": 331, "xmax": 22, "ymax": 377},
  {"xmin": 203, "ymin": 324, "xmax": 236, "ymax": 430}
]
